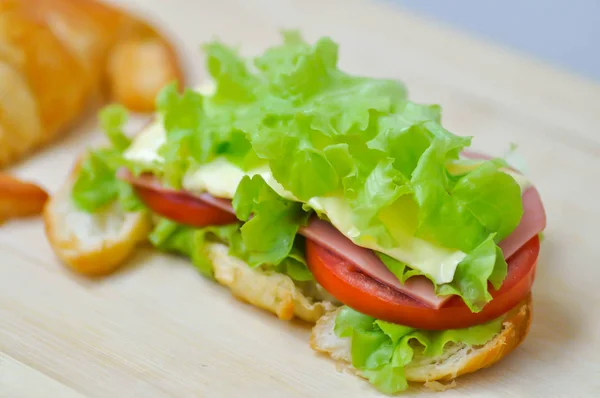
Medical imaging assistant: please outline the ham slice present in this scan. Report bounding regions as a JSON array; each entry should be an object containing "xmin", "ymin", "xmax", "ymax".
[
  {"xmin": 118, "ymin": 153, "xmax": 546, "ymax": 309},
  {"xmin": 301, "ymin": 218, "xmax": 448, "ymax": 307},
  {"xmin": 499, "ymin": 185, "xmax": 546, "ymax": 258}
]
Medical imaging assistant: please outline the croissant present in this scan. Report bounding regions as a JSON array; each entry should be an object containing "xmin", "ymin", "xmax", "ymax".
[{"xmin": 0, "ymin": 0, "xmax": 184, "ymax": 168}]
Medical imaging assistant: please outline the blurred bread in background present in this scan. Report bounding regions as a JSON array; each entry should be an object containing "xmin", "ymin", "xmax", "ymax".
[
  {"xmin": 0, "ymin": 0, "xmax": 184, "ymax": 168},
  {"xmin": 0, "ymin": 0, "xmax": 184, "ymax": 222}
]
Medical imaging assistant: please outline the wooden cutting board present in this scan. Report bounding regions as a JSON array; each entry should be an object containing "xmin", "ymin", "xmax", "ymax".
[{"xmin": 1, "ymin": 0, "xmax": 599, "ymax": 397}]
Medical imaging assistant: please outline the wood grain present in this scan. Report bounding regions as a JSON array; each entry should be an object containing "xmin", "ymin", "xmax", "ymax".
[{"xmin": 1, "ymin": 0, "xmax": 599, "ymax": 397}]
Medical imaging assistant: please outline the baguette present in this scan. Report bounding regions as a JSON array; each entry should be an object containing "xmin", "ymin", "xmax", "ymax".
[{"xmin": 310, "ymin": 296, "xmax": 532, "ymax": 387}]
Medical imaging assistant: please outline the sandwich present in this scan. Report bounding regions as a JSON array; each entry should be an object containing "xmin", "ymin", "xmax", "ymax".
[{"xmin": 44, "ymin": 32, "xmax": 546, "ymax": 394}]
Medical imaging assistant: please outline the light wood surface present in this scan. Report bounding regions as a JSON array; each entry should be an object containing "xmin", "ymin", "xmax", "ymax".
[{"xmin": 2, "ymin": 0, "xmax": 599, "ymax": 397}]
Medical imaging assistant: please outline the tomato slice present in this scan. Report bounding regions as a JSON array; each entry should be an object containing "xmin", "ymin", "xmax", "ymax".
[
  {"xmin": 306, "ymin": 236, "xmax": 539, "ymax": 330},
  {"xmin": 134, "ymin": 185, "xmax": 238, "ymax": 227}
]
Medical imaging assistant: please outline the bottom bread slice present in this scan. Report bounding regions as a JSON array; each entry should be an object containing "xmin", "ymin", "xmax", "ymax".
[{"xmin": 310, "ymin": 296, "xmax": 532, "ymax": 384}]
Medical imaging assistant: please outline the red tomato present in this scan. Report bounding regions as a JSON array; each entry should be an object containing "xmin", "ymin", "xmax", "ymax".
[
  {"xmin": 134, "ymin": 186, "xmax": 238, "ymax": 227},
  {"xmin": 306, "ymin": 236, "xmax": 539, "ymax": 330}
]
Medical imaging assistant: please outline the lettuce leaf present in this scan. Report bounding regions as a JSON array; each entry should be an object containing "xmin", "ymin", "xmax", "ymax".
[
  {"xmin": 436, "ymin": 234, "xmax": 507, "ymax": 311},
  {"xmin": 376, "ymin": 253, "xmax": 422, "ymax": 285},
  {"xmin": 72, "ymin": 155, "xmax": 142, "ymax": 212},
  {"xmin": 232, "ymin": 175, "xmax": 310, "ymax": 267},
  {"xmin": 376, "ymin": 233, "xmax": 507, "ymax": 312},
  {"xmin": 149, "ymin": 218, "xmax": 312, "ymax": 281},
  {"xmin": 203, "ymin": 41, "xmax": 258, "ymax": 103},
  {"xmin": 274, "ymin": 241, "xmax": 314, "ymax": 281},
  {"xmin": 149, "ymin": 218, "xmax": 240, "ymax": 278},
  {"xmin": 411, "ymin": 137, "xmax": 523, "ymax": 253},
  {"xmin": 139, "ymin": 32, "xmax": 523, "ymax": 259},
  {"xmin": 155, "ymin": 84, "xmax": 206, "ymax": 187},
  {"xmin": 451, "ymin": 160, "xmax": 523, "ymax": 243},
  {"xmin": 335, "ymin": 306, "xmax": 502, "ymax": 394},
  {"xmin": 100, "ymin": 104, "xmax": 131, "ymax": 152},
  {"xmin": 71, "ymin": 149, "xmax": 122, "ymax": 212},
  {"xmin": 72, "ymin": 105, "xmax": 143, "ymax": 212},
  {"xmin": 270, "ymin": 147, "xmax": 339, "ymax": 201}
]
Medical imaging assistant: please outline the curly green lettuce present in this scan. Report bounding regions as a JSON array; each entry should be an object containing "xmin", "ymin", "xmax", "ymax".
[
  {"xmin": 377, "ymin": 233, "xmax": 507, "ymax": 312},
  {"xmin": 71, "ymin": 32, "xmax": 525, "ymax": 310},
  {"xmin": 232, "ymin": 174, "xmax": 311, "ymax": 267},
  {"xmin": 148, "ymin": 218, "xmax": 313, "ymax": 281},
  {"xmin": 148, "ymin": 32, "xmax": 522, "ymax": 302},
  {"xmin": 71, "ymin": 105, "xmax": 143, "ymax": 212}
]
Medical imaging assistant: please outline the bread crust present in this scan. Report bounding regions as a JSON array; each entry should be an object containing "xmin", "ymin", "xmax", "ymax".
[
  {"xmin": 310, "ymin": 295, "xmax": 532, "ymax": 385},
  {"xmin": 408, "ymin": 295, "xmax": 532, "ymax": 382}
]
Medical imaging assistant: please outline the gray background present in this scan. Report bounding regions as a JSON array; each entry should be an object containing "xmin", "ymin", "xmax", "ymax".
[{"xmin": 387, "ymin": 0, "xmax": 600, "ymax": 82}]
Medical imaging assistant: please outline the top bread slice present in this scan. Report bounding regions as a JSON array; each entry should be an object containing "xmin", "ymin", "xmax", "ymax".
[{"xmin": 310, "ymin": 295, "xmax": 532, "ymax": 387}]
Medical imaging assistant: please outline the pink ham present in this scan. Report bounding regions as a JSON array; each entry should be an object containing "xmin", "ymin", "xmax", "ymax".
[
  {"xmin": 118, "ymin": 153, "xmax": 546, "ymax": 309},
  {"xmin": 499, "ymin": 185, "xmax": 546, "ymax": 258},
  {"xmin": 301, "ymin": 218, "xmax": 448, "ymax": 307}
]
